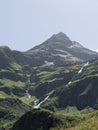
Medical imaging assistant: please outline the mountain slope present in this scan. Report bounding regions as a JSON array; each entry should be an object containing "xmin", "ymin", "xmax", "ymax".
[
  {"xmin": 12, "ymin": 108, "xmax": 82, "ymax": 130},
  {"xmin": 0, "ymin": 33, "xmax": 98, "ymax": 129},
  {"xmin": 27, "ymin": 32, "xmax": 98, "ymax": 66},
  {"xmin": 0, "ymin": 36, "xmax": 98, "ymax": 107},
  {"xmin": 0, "ymin": 98, "xmax": 31, "ymax": 130},
  {"xmin": 12, "ymin": 109, "xmax": 65, "ymax": 130},
  {"xmin": 42, "ymin": 58, "xmax": 98, "ymax": 110},
  {"xmin": 0, "ymin": 46, "xmax": 26, "ymax": 99}
]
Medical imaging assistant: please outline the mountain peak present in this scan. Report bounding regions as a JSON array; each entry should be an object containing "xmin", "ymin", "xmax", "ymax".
[
  {"xmin": 27, "ymin": 32, "xmax": 98, "ymax": 62},
  {"xmin": 51, "ymin": 32, "xmax": 70, "ymax": 41},
  {"xmin": 55, "ymin": 32, "xmax": 67, "ymax": 37}
]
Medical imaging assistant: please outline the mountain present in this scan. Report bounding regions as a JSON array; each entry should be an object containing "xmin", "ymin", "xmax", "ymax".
[
  {"xmin": 0, "ymin": 32, "xmax": 98, "ymax": 129},
  {"xmin": 0, "ymin": 46, "xmax": 30, "ymax": 68},
  {"xmin": 42, "ymin": 58, "xmax": 98, "ymax": 110},
  {"xmin": 27, "ymin": 32, "xmax": 98, "ymax": 66},
  {"xmin": 0, "ymin": 32, "xmax": 97, "ymax": 102},
  {"xmin": 0, "ymin": 33, "xmax": 98, "ymax": 108},
  {"xmin": 0, "ymin": 32, "xmax": 98, "ymax": 69}
]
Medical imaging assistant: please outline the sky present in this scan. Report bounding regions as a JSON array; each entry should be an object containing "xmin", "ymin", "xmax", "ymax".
[{"xmin": 0, "ymin": 0, "xmax": 98, "ymax": 52}]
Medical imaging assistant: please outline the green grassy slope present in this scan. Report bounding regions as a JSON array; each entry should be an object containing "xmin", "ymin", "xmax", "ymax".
[
  {"xmin": 0, "ymin": 98, "xmax": 31, "ymax": 130},
  {"xmin": 0, "ymin": 46, "xmax": 98, "ymax": 130}
]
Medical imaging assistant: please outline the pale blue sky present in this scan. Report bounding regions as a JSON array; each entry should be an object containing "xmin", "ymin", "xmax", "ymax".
[{"xmin": 0, "ymin": 0, "xmax": 98, "ymax": 51}]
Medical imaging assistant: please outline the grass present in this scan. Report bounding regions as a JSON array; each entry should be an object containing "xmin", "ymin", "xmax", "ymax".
[
  {"xmin": 0, "ymin": 98, "xmax": 31, "ymax": 130},
  {"xmin": 1, "ymin": 56, "xmax": 98, "ymax": 129},
  {"xmin": 49, "ymin": 109, "xmax": 98, "ymax": 130},
  {"xmin": 66, "ymin": 111, "xmax": 98, "ymax": 130},
  {"xmin": 20, "ymin": 95, "xmax": 37, "ymax": 105},
  {"xmin": 10, "ymin": 62, "xmax": 23, "ymax": 72},
  {"xmin": 0, "ymin": 79, "xmax": 25, "ymax": 88},
  {"xmin": 0, "ymin": 91, "xmax": 9, "ymax": 98}
]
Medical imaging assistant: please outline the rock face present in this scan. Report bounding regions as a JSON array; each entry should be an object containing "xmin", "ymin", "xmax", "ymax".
[
  {"xmin": 27, "ymin": 32, "xmax": 98, "ymax": 66},
  {"xmin": 0, "ymin": 32, "xmax": 98, "ymax": 68}
]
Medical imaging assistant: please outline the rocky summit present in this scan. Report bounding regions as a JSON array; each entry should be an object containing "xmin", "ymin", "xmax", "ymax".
[{"xmin": 27, "ymin": 32, "xmax": 98, "ymax": 66}]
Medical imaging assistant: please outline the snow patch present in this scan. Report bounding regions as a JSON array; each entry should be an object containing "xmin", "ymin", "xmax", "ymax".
[
  {"xmin": 55, "ymin": 49, "xmax": 69, "ymax": 54},
  {"xmin": 45, "ymin": 61, "xmax": 54, "ymax": 65},
  {"xmin": 68, "ymin": 43, "xmax": 82, "ymax": 49},
  {"xmin": 32, "ymin": 67, "xmax": 38, "ymax": 70}
]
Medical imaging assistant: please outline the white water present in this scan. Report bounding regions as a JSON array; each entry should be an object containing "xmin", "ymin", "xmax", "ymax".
[
  {"xmin": 78, "ymin": 62, "xmax": 89, "ymax": 74},
  {"xmin": 31, "ymin": 62, "xmax": 90, "ymax": 107},
  {"xmin": 28, "ymin": 94, "xmax": 31, "ymax": 99},
  {"xmin": 26, "ymin": 74, "xmax": 31, "ymax": 78},
  {"xmin": 26, "ymin": 73, "xmax": 32, "ymax": 99},
  {"xmin": 34, "ymin": 96, "xmax": 49, "ymax": 109},
  {"xmin": 68, "ymin": 81, "xmax": 72, "ymax": 85},
  {"xmin": 67, "ymin": 62, "xmax": 89, "ymax": 85},
  {"xmin": 83, "ymin": 62, "xmax": 89, "ymax": 67},
  {"xmin": 78, "ymin": 67, "xmax": 84, "ymax": 74},
  {"xmin": 26, "ymin": 90, "xmax": 31, "ymax": 99},
  {"xmin": 34, "ymin": 101, "xmax": 37, "ymax": 106}
]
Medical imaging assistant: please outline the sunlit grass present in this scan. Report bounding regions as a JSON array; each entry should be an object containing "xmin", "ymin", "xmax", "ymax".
[
  {"xmin": 0, "ymin": 91, "xmax": 8, "ymax": 98},
  {"xmin": 0, "ymin": 79, "xmax": 25, "ymax": 88},
  {"xmin": 20, "ymin": 95, "xmax": 37, "ymax": 105}
]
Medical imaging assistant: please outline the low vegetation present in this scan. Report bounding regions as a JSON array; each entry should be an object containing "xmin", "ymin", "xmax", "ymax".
[{"xmin": 0, "ymin": 45, "xmax": 98, "ymax": 129}]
